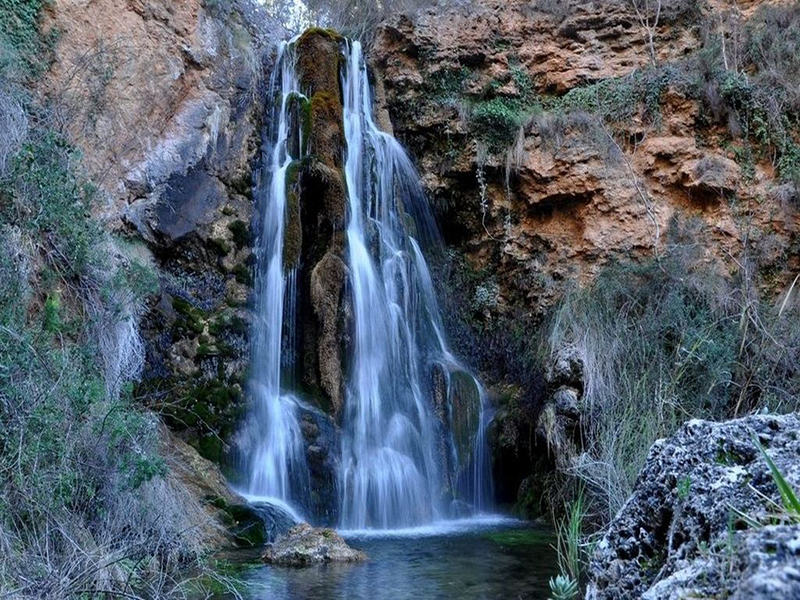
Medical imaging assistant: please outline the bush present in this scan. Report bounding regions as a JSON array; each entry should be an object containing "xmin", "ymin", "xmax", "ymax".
[
  {"xmin": 0, "ymin": 4, "xmax": 224, "ymax": 596},
  {"xmin": 0, "ymin": 0, "xmax": 57, "ymax": 80},
  {"xmin": 471, "ymin": 97, "xmax": 529, "ymax": 151}
]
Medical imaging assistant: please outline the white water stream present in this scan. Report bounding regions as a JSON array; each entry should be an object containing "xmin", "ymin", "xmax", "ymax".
[{"xmin": 242, "ymin": 38, "xmax": 493, "ymax": 530}]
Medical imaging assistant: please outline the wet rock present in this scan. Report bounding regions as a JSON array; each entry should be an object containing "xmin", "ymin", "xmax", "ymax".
[
  {"xmin": 310, "ymin": 253, "xmax": 347, "ymax": 416},
  {"xmin": 587, "ymin": 413, "xmax": 800, "ymax": 600},
  {"xmin": 298, "ymin": 406, "xmax": 340, "ymax": 525},
  {"xmin": 262, "ymin": 523, "xmax": 367, "ymax": 567}
]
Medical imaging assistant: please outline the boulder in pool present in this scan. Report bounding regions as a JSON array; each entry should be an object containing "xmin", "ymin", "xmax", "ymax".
[{"xmin": 262, "ymin": 523, "xmax": 367, "ymax": 567}]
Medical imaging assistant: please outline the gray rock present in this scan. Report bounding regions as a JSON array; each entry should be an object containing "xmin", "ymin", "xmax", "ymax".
[
  {"xmin": 262, "ymin": 523, "xmax": 367, "ymax": 567},
  {"xmin": 587, "ymin": 413, "xmax": 800, "ymax": 600}
]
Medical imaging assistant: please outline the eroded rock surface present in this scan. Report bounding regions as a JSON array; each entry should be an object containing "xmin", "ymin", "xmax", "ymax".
[
  {"xmin": 371, "ymin": 0, "xmax": 800, "ymax": 319},
  {"xmin": 587, "ymin": 413, "xmax": 800, "ymax": 600},
  {"xmin": 262, "ymin": 523, "xmax": 368, "ymax": 567}
]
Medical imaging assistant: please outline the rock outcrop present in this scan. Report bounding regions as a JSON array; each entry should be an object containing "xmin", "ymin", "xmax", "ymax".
[
  {"xmin": 40, "ymin": 0, "xmax": 282, "ymax": 467},
  {"xmin": 295, "ymin": 29, "xmax": 350, "ymax": 419},
  {"xmin": 262, "ymin": 523, "xmax": 368, "ymax": 567},
  {"xmin": 587, "ymin": 413, "xmax": 800, "ymax": 600}
]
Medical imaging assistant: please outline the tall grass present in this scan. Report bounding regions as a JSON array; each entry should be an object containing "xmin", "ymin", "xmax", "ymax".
[{"xmin": 546, "ymin": 219, "xmax": 800, "ymax": 522}]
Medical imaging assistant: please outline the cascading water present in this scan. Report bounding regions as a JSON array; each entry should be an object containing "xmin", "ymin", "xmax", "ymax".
[
  {"xmin": 338, "ymin": 41, "xmax": 493, "ymax": 529},
  {"xmin": 243, "ymin": 42, "xmax": 310, "ymax": 519},
  {"xmin": 241, "ymin": 34, "xmax": 492, "ymax": 530}
]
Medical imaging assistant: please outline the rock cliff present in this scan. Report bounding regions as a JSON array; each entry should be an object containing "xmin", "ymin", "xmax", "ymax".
[{"xmin": 40, "ymin": 0, "xmax": 283, "ymax": 466}]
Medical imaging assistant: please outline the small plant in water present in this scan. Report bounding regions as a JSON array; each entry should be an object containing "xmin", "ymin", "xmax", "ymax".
[{"xmin": 548, "ymin": 574, "xmax": 579, "ymax": 600}]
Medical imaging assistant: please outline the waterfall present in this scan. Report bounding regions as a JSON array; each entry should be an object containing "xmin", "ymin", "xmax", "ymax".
[
  {"xmin": 338, "ymin": 41, "xmax": 493, "ymax": 529},
  {"xmin": 241, "ymin": 35, "xmax": 492, "ymax": 530},
  {"xmin": 244, "ymin": 42, "xmax": 311, "ymax": 516}
]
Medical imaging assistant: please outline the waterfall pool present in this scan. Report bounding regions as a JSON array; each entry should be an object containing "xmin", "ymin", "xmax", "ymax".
[{"xmin": 208, "ymin": 517, "xmax": 558, "ymax": 600}]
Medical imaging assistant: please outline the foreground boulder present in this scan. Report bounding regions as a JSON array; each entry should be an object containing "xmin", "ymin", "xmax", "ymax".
[
  {"xmin": 587, "ymin": 414, "xmax": 800, "ymax": 600},
  {"xmin": 262, "ymin": 523, "xmax": 367, "ymax": 567}
]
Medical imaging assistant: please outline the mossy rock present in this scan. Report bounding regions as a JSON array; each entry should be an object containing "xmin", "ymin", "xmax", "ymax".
[
  {"xmin": 232, "ymin": 264, "xmax": 252, "ymax": 285},
  {"xmin": 284, "ymin": 188, "xmax": 303, "ymax": 269},
  {"xmin": 449, "ymin": 369, "xmax": 482, "ymax": 474},
  {"xmin": 305, "ymin": 161, "xmax": 347, "ymax": 229},
  {"xmin": 209, "ymin": 237, "xmax": 231, "ymax": 256},
  {"xmin": 172, "ymin": 296, "xmax": 208, "ymax": 336},
  {"xmin": 296, "ymin": 29, "xmax": 343, "ymax": 97},
  {"xmin": 227, "ymin": 220, "xmax": 251, "ymax": 250},
  {"xmin": 309, "ymin": 92, "xmax": 344, "ymax": 167},
  {"xmin": 287, "ymin": 93, "xmax": 312, "ymax": 154},
  {"xmin": 298, "ymin": 27, "xmax": 343, "ymax": 44},
  {"xmin": 514, "ymin": 474, "xmax": 547, "ymax": 520}
]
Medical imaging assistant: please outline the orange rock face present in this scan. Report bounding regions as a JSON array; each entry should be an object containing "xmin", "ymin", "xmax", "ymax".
[
  {"xmin": 40, "ymin": 0, "xmax": 276, "ymax": 216},
  {"xmin": 371, "ymin": 0, "xmax": 800, "ymax": 317}
]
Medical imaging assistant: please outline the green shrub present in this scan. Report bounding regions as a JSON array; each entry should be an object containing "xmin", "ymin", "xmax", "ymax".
[
  {"xmin": 471, "ymin": 97, "xmax": 529, "ymax": 151},
  {"xmin": 0, "ymin": 0, "xmax": 57, "ymax": 80},
  {"xmin": 546, "ymin": 218, "xmax": 800, "ymax": 522}
]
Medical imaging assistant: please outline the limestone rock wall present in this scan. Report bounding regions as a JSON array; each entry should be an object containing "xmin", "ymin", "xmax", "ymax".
[
  {"xmin": 372, "ymin": 0, "xmax": 798, "ymax": 321},
  {"xmin": 40, "ymin": 0, "xmax": 284, "ymax": 467}
]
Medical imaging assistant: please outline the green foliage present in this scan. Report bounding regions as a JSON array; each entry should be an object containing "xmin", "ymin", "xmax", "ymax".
[
  {"xmin": 42, "ymin": 291, "xmax": 62, "ymax": 333},
  {"xmin": 227, "ymin": 219, "xmax": 251, "ymax": 250},
  {"xmin": 548, "ymin": 219, "xmax": 800, "ymax": 522},
  {"xmin": 555, "ymin": 488, "xmax": 586, "ymax": 586},
  {"xmin": 548, "ymin": 574, "xmax": 579, "ymax": 600},
  {"xmin": 677, "ymin": 476, "xmax": 692, "ymax": 501},
  {"xmin": 427, "ymin": 66, "xmax": 473, "ymax": 103},
  {"xmin": 752, "ymin": 433, "xmax": 800, "ymax": 522},
  {"xmin": 0, "ymin": 0, "xmax": 57, "ymax": 80},
  {"xmin": 2, "ymin": 133, "xmax": 101, "ymax": 275},
  {"xmin": 470, "ymin": 97, "xmax": 529, "ymax": 151}
]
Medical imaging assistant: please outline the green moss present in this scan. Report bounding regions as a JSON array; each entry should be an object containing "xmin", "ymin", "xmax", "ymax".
[
  {"xmin": 208, "ymin": 237, "xmax": 230, "ymax": 256},
  {"xmin": 193, "ymin": 434, "xmax": 224, "ymax": 464},
  {"xmin": 311, "ymin": 90, "xmax": 341, "ymax": 111},
  {"xmin": 283, "ymin": 189, "xmax": 302, "ymax": 269},
  {"xmin": 288, "ymin": 93, "xmax": 313, "ymax": 152},
  {"xmin": 228, "ymin": 173, "xmax": 253, "ymax": 200},
  {"xmin": 232, "ymin": 264, "xmax": 252, "ymax": 285},
  {"xmin": 449, "ymin": 370, "xmax": 481, "ymax": 472},
  {"xmin": 298, "ymin": 26, "xmax": 343, "ymax": 45},
  {"xmin": 470, "ymin": 97, "xmax": 529, "ymax": 151},
  {"xmin": 209, "ymin": 313, "xmax": 248, "ymax": 338},
  {"xmin": 171, "ymin": 296, "xmax": 206, "ymax": 335},
  {"xmin": 309, "ymin": 91, "xmax": 344, "ymax": 162},
  {"xmin": 226, "ymin": 220, "xmax": 250, "ymax": 251}
]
